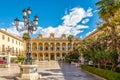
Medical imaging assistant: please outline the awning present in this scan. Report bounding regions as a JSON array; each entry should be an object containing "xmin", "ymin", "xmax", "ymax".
[
  {"xmin": 10, "ymin": 55, "xmax": 17, "ymax": 58},
  {"xmin": 0, "ymin": 55, "xmax": 7, "ymax": 57},
  {"xmin": 0, "ymin": 55, "xmax": 17, "ymax": 58}
]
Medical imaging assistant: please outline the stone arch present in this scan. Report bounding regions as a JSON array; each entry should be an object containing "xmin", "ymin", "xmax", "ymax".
[
  {"xmin": 38, "ymin": 43, "xmax": 43, "ymax": 50},
  {"xmin": 68, "ymin": 43, "xmax": 71, "ymax": 50},
  {"xmin": 50, "ymin": 43, "xmax": 54, "ymax": 51},
  {"xmin": 38, "ymin": 53, "xmax": 43, "ymax": 61},
  {"xmin": 50, "ymin": 53, "xmax": 55, "ymax": 60},
  {"xmin": 62, "ymin": 53, "xmax": 66, "ymax": 57},
  {"xmin": 56, "ymin": 53, "xmax": 60, "ymax": 60},
  {"xmin": 62, "ymin": 53, "xmax": 66, "ymax": 61},
  {"xmin": 32, "ymin": 53, "xmax": 37, "ymax": 60},
  {"xmin": 62, "ymin": 43, "xmax": 66, "ymax": 51},
  {"xmin": 44, "ymin": 53, "xmax": 49, "ymax": 60},
  {"xmin": 56, "ymin": 43, "xmax": 60, "ymax": 51},
  {"xmin": 44, "ymin": 43, "xmax": 49, "ymax": 51},
  {"xmin": 32, "ymin": 43, "xmax": 37, "ymax": 50}
]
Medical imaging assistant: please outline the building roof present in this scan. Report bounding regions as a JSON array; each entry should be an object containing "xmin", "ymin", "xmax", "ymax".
[{"xmin": 0, "ymin": 29, "xmax": 24, "ymax": 42}]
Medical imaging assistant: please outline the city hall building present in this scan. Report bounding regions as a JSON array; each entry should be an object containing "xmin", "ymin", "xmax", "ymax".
[
  {"xmin": 0, "ymin": 29, "xmax": 81, "ymax": 61},
  {"xmin": 31, "ymin": 33, "xmax": 80, "ymax": 61}
]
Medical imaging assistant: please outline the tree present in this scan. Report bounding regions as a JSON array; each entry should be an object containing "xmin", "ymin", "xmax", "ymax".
[
  {"xmin": 68, "ymin": 34, "xmax": 74, "ymax": 43},
  {"xmin": 96, "ymin": 0, "xmax": 120, "ymax": 22},
  {"xmin": 96, "ymin": 0, "xmax": 120, "ymax": 51},
  {"xmin": 22, "ymin": 32, "xmax": 29, "ymax": 41},
  {"xmin": 68, "ymin": 34, "xmax": 74, "ymax": 51},
  {"xmin": 96, "ymin": 0, "xmax": 120, "ymax": 70}
]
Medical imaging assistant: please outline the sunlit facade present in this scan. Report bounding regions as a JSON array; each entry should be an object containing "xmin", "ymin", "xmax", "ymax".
[
  {"xmin": 0, "ymin": 29, "xmax": 25, "ymax": 56},
  {"xmin": 0, "ymin": 30, "xmax": 81, "ymax": 60},
  {"xmin": 30, "ymin": 33, "xmax": 80, "ymax": 61}
]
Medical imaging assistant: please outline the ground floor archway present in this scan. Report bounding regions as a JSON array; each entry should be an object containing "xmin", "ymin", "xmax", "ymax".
[{"xmin": 31, "ymin": 52, "xmax": 68, "ymax": 61}]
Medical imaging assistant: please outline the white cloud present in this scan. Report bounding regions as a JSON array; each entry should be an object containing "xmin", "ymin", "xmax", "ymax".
[
  {"xmin": 76, "ymin": 25, "xmax": 89, "ymax": 29},
  {"xmin": 62, "ymin": 7, "xmax": 86, "ymax": 27},
  {"xmin": 86, "ymin": 28, "xmax": 96, "ymax": 36},
  {"xmin": 1, "ymin": 22, "xmax": 27, "ymax": 37},
  {"xmin": 86, "ymin": 7, "xmax": 93, "ymax": 17},
  {"xmin": 82, "ymin": 19, "xmax": 89, "ymax": 24},
  {"xmin": 62, "ymin": 7, "xmax": 93, "ymax": 27},
  {"xmin": 3, "ymin": 7, "xmax": 93, "ymax": 38}
]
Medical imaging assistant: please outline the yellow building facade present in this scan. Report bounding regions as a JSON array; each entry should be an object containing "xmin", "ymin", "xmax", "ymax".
[
  {"xmin": 30, "ymin": 33, "xmax": 80, "ymax": 61},
  {"xmin": 0, "ymin": 29, "xmax": 25, "ymax": 56},
  {"xmin": 0, "ymin": 30, "xmax": 81, "ymax": 60}
]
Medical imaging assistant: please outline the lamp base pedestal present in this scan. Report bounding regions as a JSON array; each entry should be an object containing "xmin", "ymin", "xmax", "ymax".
[{"xmin": 16, "ymin": 64, "xmax": 40, "ymax": 80}]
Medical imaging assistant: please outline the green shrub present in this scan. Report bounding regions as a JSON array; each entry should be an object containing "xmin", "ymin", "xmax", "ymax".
[
  {"xmin": 65, "ymin": 53, "xmax": 80, "ymax": 63},
  {"xmin": 116, "ymin": 66, "xmax": 120, "ymax": 73},
  {"xmin": 17, "ymin": 55, "xmax": 25, "ymax": 63},
  {"xmin": 81, "ymin": 65, "xmax": 120, "ymax": 80}
]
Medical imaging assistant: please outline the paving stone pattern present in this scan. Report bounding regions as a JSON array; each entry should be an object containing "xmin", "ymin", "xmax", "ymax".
[{"xmin": 0, "ymin": 61, "xmax": 103, "ymax": 80}]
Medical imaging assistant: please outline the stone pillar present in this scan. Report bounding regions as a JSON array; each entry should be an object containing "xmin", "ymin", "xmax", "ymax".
[
  {"xmin": 43, "ymin": 43, "xmax": 44, "ymax": 51},
  {"xmin": 60, "ymin": 43, "xmax": 62, "ymax": 51},
  {"xmin": 37, "ymin": 43, "xmax": 38, "ymax": 50},
  {"xmin": 54, "ymin": 43, "xmax": 56, "ymax": 51},
  {"xmin": 43, "ymin": 53, "xmax": 45, "ymax": 60},
  {"xmin": 55, "ymin": 53, "xmax": 57, "ymax": 60},
  {"xmin": 48, "ymin": 43, "xmax": 50, "ymax": 51},
  {"xmin": 7, "ymin": 52, "xmax": 10, "ymax": 67},
  {"xmin": 66, "ymin": 43, "xmax": 68, "ymax": 51},
  {"xmin": 37, "ymin": 53, "xmax": 39, "ymax": 61},
  {"xmin": 48, "ymin": 53, "xmax": 50, "ymax": 60},
  {"xmin": 80, "ymin": 53, "xmax": 84, "ymax": 64}
]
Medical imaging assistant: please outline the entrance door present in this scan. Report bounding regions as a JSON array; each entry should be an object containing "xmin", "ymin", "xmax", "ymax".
[{"xmin": 51, "ymin": 54, "xmax": 54, "ymax": 60}]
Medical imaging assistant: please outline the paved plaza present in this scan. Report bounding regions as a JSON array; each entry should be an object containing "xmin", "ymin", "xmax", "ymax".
[{"xmin": 0, "ymin": 61, "xmax": 103, "ymax": 80}]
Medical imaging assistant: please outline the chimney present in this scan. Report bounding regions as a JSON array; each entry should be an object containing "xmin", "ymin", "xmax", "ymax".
[
  {"xmin": 38, "ymin": 34, "xmax": 42, "ymax": 39},
  {"xmin": 62, "ymin": 34, "xmax": 66, "ymax": 39},
  {"xmin": 50, "ymin": 33, "xmax": 54, "ymax": 38}
]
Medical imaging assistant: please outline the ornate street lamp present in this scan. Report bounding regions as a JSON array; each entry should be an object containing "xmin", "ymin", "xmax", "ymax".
[{"xmin": 14, "ymin": 8, "xmax": 39, "ymax": 64}]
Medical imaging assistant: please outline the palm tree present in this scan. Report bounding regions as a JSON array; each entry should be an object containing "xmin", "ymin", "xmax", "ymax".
[
  {"xmin": 96, "ymin": 0, "xmax": 120, "ymax": 22},
  {"xmin": 96, "ymin": 0, "xmax": 120, "ymax": 71},
  {"xmin": 22, "ymin": 32, "xmax": 29, "ymax": 41},
  {"xmin": 96, "ymin": 0, "xmax": 120, "ymax": 51}
]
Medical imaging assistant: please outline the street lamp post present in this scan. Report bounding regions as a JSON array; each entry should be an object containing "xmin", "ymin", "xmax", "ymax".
[{"xmin": 14, "ymin": 8, "xmax": 39, "ymax": 64}]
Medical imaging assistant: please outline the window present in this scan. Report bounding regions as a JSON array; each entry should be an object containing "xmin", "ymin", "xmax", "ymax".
[
  {"xmin": 62, "ymin": 46, "xmax": 65, "ymax": 50},
  {"xmin": 8, "ymin": 37, "xmax": 10, "ymax": 41},
  {"xmin": 16, "ymin": 48, "xmax": 18, "ymax": 53},
  {"xmin": 2, "ymin": 45, "xmax": 5, "ymax": 52},
  {"xmin": 2, "ymin": 35, "xmax": 5, "ymax": 40},
  {"xmin": 40, "ymin": 46, "xmax": 43, "ymax": 50},
  {"xmin": 57, "ymin": 47, "xmax": 60, "ymax": 51},
  {"xmin": 13, "ymin": 47, "xmax": 14, "ymax": 53},
  {"xmin": 45, "ymin": 47, "xmax": 49, "ymax": 50},
  {"xmin": 68, "ymin": 46, "xmax": 71, "ymax": 50}
]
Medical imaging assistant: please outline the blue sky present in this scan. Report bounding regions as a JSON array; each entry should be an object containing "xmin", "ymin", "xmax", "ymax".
[{"xmin": 0, "ymin": 0, "xmax": 99, "ymax": 39}]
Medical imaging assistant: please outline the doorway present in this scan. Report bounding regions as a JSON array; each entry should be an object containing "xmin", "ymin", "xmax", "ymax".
[{"xmin": 50, "ymin": 54, "xmax": 54, "ymax": 60}]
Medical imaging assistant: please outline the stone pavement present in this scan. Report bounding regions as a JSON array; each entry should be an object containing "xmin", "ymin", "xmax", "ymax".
[
  {"xmin": 0, "ymin": 61, "xmax": 103, "ymax": 80},
  {"xmin": 38, "ymin": 61, "xmax": 102, "ymax": 80}
]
